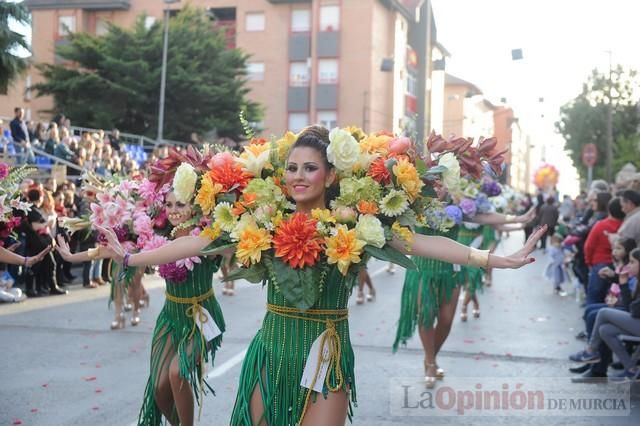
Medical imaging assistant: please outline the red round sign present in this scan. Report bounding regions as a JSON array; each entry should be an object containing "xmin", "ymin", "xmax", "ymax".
[{"xmin": 582, "ymin": 143, "xmax": 598, "ymax": 167}]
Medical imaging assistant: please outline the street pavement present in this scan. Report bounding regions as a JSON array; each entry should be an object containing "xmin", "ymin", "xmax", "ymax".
[{"xmin": 1, "ymin": 231, "xmax": 639, "ymax": 425}]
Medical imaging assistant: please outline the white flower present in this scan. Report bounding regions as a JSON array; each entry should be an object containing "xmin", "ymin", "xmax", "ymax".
[
  {"xmin": 327, "ymin": 128, "xmax": 360, "ymax": 174},
  {"xmin": 237, "ymin": 148, "xmax": 271, "ymax": 176},
  {"xmin": 438, "ymin": 153, "xmax": 461, "ymax": 193},
  {"xmin": 213, "ymin": 202, "xmax": 238, "ymax": 232},
  {"xmin": 172, "ymin": 163, "xmax": 198, "ymax": 203},
  {"xmin": 355, "ymin": 214, "xmax": 386, "ymax": 248},
  {"xmin": 9, "ymin": 197, "xmax": 31, "ymax": 214}
]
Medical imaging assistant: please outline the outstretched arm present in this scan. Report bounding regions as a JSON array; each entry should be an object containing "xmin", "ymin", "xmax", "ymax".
[
  {"xmin": 0, "ymin": 245, "xmax": 51, "ymax": 267},
  {"xmin": 473, "ymin": 207, "xmax": 535, "ymax": 225},
  {"xmin": 55, "ymin": 236, "xmax": 115, "ymax": 263},
  {"xmin": 392, "ymin": 225, "xmax": 546, "ymax": 269},
  {"xmin": 96, "ymin": 225, "xmax": 210, "ymax": 267}
]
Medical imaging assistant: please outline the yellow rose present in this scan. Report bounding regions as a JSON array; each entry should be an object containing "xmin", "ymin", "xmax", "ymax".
[{"xmin": 393, "ymin": 158, "xmax": 423, "ymax": 202}]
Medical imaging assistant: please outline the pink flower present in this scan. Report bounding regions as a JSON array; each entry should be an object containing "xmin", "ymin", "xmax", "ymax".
[
  {"xmin": 176, "ymin": 256, "xmax": 202, "ymax": 271},
  {"xmin": 0, "ymin": 163, "xmax": 9, "ymax": 180},
  {"xmin": 96, "ymin": 192, "xmax": 112, "ymax": 205},
  {"xmin": 389, "ymin": 136, "xmax": 412, "ymax": 154},
  {"xmin": 154, "ymin": 209, "xmax": 168, "ymax": 228},
  {"xmin": 142, "ymin": 234, "xmax": 169, "ymax": 251},
  {"xmin": 90, "ymin": 203, "xmax": 105, "ymax": 226},
  {"xmin": 137, "ymin": 179, "xmax": 157, "ymax": 200},
  {"xmin": 207, "ymin": 151, "xmax": 234, "ymax": 169},
  {"xmin": 159, "ymin": 262, "xmax": 188, "ymax": 283},
  {"xmin": 117, "ymin": 180, "xmax": 138, "ymax": 196}
]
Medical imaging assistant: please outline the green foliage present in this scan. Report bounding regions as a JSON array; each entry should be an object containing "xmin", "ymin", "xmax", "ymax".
[
  {"xmin": 556, "ymin": 66, "xmax": 639, "ymax": 181},
  {"xmin": 0, "ymin": 2, "xmax": 31, "ymax": 93},
  {"xmin": 34, "ymin": 7, "xmax": 261, "ymax": 141},
  {"xmin": 364, "ymin": 244, "xmax": 417, "ymax": 270},
  {"xmin": 613, "ymin": 134, "xmax": 640, "ymax": 173}
]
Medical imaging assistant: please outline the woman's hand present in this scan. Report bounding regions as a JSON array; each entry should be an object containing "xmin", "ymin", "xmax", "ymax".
[
  {"xmin": 619, "ymin": 265, "xmax": 630, "ymax": 285},
  {"xmin": 94, "ymin": 225, "xmax": 125, "ymax": 263},
  {"xmin": 516, "ymin": 207, "xmax": 537, "ymax": 224},
  {"xmin": 55, "ymin": 235, "xmax": 73, "ymax": 261},
  {"xmin": 492, "ymin": 225, "xmax": 547, "ymax": 269},
  {"xmin": 598, "ymin": 267, "xmax": 615, "ymax": 279},
  {"xmin": 25, "ymin": 246, "xmax": 51, "ymax": 267}
]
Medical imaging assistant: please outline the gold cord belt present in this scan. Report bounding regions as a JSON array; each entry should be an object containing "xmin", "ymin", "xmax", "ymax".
[{"xmin": 266, "ymin": 303, "xmax": 349, "ymax": 424}]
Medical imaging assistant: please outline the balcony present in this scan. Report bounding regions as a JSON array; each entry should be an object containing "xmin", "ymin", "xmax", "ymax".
[{"xmin": 26, "ymin": 0, "xmax": 130, "ymax": 10}]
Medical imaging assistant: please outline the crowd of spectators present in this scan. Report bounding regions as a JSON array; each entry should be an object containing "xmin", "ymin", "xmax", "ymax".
[{"xmin": 523, "ymin": 178, "xmax": 640, "ymax": 383}]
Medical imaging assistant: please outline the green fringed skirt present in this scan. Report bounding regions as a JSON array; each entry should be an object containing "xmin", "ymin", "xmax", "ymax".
[
  {"xmin": 109, "ymin": 261, "xmax": 137, "ymax": 305},
  {"xmin": 480, "ymin": 224, "xmax": 498, "ymax": 250},
  {"xmin": 392, "ymin": 226, "xmax": 459, "ymax": 351},
  {"xmin": 138, "ymin": 257, "xmax": 224, "ymax": 426},
  {"xmin": 231, "ymin": 278, "xmax": 355, "ymax": 425},
  {"xmin": 456, "ymin": 226, "xmax": 484, "ymax": 295}
]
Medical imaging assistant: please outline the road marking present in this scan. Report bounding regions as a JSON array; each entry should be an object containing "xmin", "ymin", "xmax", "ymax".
[{"xmin": 206, "ymin": 348, "xmax": 248, "ymax": 379}]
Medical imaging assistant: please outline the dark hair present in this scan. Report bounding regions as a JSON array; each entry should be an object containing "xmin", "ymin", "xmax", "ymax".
[
  {"xmin": 595, "ymin": 192, "xmax": 612, "ymax": 212},
  {"xmin": 27, "ymin": 189, "xmax": 42, "ymax": 202},
  {"xmin": 608, "ymin": 197, "xmax": 625, "ymax": 220},
  {"xmin": 546, "ymin": 197, "xmax": 555, "ymax": 205},
  {"xmin": 616, "ymin": 238, "xmax": 637, "ymax": 264},
  {"xmin": 290, "ymin": 125, "xmax": 333, "ymax": 171},
  {"xmin": 622, "ymin": 190, "xmax": 640, "ymax": 207},
  {"xmin": 630, "ymin": 248, "xmax": 640, "ymax": 282},
  {"xmin": 288, "ymin": 125, "xmax": 337, "ymax": 206}
]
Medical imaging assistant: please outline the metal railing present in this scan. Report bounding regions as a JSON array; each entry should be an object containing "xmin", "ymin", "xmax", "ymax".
[{"xmin": 69, "ymin": 126, "xmax": 191, "ymax": 151}]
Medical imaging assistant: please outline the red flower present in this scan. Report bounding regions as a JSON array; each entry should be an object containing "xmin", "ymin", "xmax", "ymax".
[
  {"xmin": 367, "ymin": 157, "xmax": 392, "ymax": 185},
  {"xmin": 273, "ymin": 212, "xmax": 324, "ymax": 269}
]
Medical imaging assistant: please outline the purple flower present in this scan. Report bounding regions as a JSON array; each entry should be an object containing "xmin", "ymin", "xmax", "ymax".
[
  {"xmin": 476, "ymin": 194, "xmax": 493, "ymax": 214},
  {"xmin": 459, "ymin": 198, "xmax": 477, "ymax": 217},
  {"xmin": 481, "ymin": 178, "xmax": 502, "ymax": 197},
  {"xmin": 159, "ymin": 262, "xmax": 188, "ymax": 283},
  {"xmin": 112, "ymin": 225, "xmax": 130, "ymax": 242},
  {"xmin": 0, "ymin": 163, "xmax": 9, "ymax": 180},
  {"xmin": 445, "ymin": 205, "xmax": 463, "ymax": 224}
]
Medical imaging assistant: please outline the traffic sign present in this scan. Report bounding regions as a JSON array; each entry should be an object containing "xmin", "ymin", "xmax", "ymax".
[{"xmin": 582, "ymin": 143, "xmax": 598, "ymax": 167}]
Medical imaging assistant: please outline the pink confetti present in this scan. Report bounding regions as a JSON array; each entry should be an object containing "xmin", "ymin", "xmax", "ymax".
[
  {"xmin": 357, "ymin": 333, "xmax": 364, "ymax": 337},
  {"xmin": 83, "ymin": 376, "xmax": 97, "ymax": 382},
  {"xmin": 505, "ymin": 352, "xmax": 513, "ymax": 357},
  {"xmin": 95, "ymin": 364, "xmax": 102, "ymax": 368},
  {"xmin": 130, "ymin": 349, "xmax": 138, "ymax": 353},
  {"xmin": 41, "ymin": 383, "xmax": 48, "ymax": 388},
  {"xmin": 95, "ymin": 388, "xmax": 103, "ymax": 394},
  {"xmin": 492, "ymin": 364, "xmax": 499, "ymax": 368},
  {"xmin": 13, "ymin": 420, "xmax": 22, "ymax": 425},
  {"xmin": 463, "ymin": 339, "xmax": 475, "ymax": 344},
  {"xmin": 30, "ymin": 409, "xmax": 38, "ymax": 413},
  {"xmin": 92, "ymin": 406, "xmax": 100, "ymax": 411}
]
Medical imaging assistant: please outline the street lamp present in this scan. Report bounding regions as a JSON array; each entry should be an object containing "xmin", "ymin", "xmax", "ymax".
[{"xmin": 157, "ymin": 0, "xmax": 180, "ymax": 142}]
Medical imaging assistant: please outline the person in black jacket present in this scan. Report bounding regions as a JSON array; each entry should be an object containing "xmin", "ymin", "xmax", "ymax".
[{"xmin": 20, "ymin": 188, "xmax": 67, "ymax": 297}]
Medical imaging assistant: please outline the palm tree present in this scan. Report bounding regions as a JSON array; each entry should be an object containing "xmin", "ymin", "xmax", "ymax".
[{"xmin": 0, "ymin": 1, "xmax": 31, "ymax": 94}]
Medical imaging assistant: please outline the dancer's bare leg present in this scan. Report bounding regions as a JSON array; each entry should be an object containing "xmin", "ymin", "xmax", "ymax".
[
  {"xmin": 154, "ymin": 331, "xmax": 176, "ymax": 423},
  {"xmin": 434, "ymin": 286, "xmax": 461, "ymax": 354},
  {"xmin": 415, "ymin": 282, "xmax": 437, "ymax": 380},
  {"xmin": 249, "ymin": 369, "xmax": 268, "ymax": 426},
  {"xmin": 168, "ymin": 343, "xmax": 196, "ymax": 426},
  {"xmin": 301, "ymin": 390, "xmax": 349, "ymax": 426}
]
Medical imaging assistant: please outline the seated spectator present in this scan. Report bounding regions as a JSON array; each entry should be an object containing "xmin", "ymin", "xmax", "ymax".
[{"xmin": 570, "ymin": 248, "xmax": 640, "ymax": 383}]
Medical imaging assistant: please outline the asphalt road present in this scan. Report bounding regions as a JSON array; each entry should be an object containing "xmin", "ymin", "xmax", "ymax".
[{"xmin": 1, "ymin": 231, "xmax": 639, "ymax": 425}]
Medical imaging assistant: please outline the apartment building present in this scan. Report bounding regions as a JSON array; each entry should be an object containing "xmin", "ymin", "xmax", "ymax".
[{"xmin": 4, "ymin": 0, "xmax": 440, "ymax": 140}]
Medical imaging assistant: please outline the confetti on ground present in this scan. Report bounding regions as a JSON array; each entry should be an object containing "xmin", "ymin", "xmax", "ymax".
[
  {"xmin": 83, "ymin": 376, "xmax": 97, "ymax": 382},
  {"xmin": 12, "ymin": 420, "xmax": 22, "ymax": 425},
  {"xmin": 95, "ymin": 364, "xmax": 102, "ymax": 368},
  {"xmin": 95, "ymin": 389, "xmax": 103, "ymax": 394},
  {"xmin": 30, "ymin": 409, "xmax": 38, "ymax": 413},
  {"xmin": 92, "ymin": 406, "xmax": 100, "ymax": 411},
  {"xmin": 463, "ymin": 339, "xmax": 475, "ymax": 344},
  {"xmin": 41, "ymin": 384, "xmax": 48, "ymax": 388}
]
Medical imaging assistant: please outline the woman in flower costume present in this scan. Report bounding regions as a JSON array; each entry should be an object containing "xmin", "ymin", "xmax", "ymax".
[
  {"xmin": 392, "ymin": 135, "xmax": 535, "ymax": 388},
  {"xmin": 98, "ymin": 126, "xmax": 544, "ymax": 425}
]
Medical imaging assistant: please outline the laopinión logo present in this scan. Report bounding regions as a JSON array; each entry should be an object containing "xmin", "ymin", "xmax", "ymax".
[{"xmin": 389, "ymin": 377, "xmax": 631, "ymax": 417}]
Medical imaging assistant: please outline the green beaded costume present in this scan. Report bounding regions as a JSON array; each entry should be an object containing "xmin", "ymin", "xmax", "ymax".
[
  {"xmin": 138, "ymin": 256, "xmax": 224, "ymax": 426},
  {"xmin": 392, "ymin": 226, "xmax": 459, "ymax": 351},
  {"xmin": 230, "ymin": 268, "xmax": 356, "ymax": 425},
  {"xmin": 455, "ymin": 225, "xmax": 484, "ymax": 295}
]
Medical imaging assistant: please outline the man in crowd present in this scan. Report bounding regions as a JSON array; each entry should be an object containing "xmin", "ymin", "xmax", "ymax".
[{"xmin": 9, "ymin": 107, "xmax": 35, "ymax": 164}]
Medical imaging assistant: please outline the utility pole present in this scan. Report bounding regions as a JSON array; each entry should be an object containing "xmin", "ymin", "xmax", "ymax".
[
  {"xmin": 157, "ymin": 0, "xmax": 180, "ymax": 142},
  {"xmin": 605, "ymin": 50, "xmax": 613, "ymax": 182}
]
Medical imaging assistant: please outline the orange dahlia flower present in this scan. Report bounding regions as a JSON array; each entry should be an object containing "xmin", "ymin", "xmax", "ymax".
[
  {"xmin": 325, "ymin": 225, "xmax": 366, "ymax": 275},
  {"xmin": 357, "ymin": 200, "xmax": 379, "ymax": 215},
  {"xmin": 367, "ymin": 157, "xmax": 392, "ymax": 185},
  {"xmin": 272, "ymin": 212, "xmax": 324, "ymax": 269},
  {"xmin": 208, "ymin": 160, "xmax": 252, "ymax": 193}
]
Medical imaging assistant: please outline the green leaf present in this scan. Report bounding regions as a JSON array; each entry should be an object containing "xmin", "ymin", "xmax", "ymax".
[
  {"xmin": 425, "ymin": 164, "xmax": 447, "ymax": 175},
  {"xmin": 225, "ymin": 264, "xmax": 265, "ymax": 284},
  {"xmin": 415, "ymin": 158, "xmax": 427, "ymax": 175},
  {"xmin": 364, "ymin": 245, "xmax": 416, "ymax": 270},
  {"xmin": 271, "ymin": 258, "xmax": 320, "ymax": 311},
  {"xmin": 201, "ymin": 241, "xmax": 235, "ymax": 255}
]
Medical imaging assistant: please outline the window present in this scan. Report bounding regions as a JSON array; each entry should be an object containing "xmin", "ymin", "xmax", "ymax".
[
  {"xmin": 318, "ymin": 59, "xmax": 338, "ymax": 84},
  {"xmin": 58, "ymin": 16, "xmax": 76, "ymax": 37},
  {"xmin": 291, "ymin": 9, "xmax": 310, "ymax": 32},
  {"xmin": 289, "ymin": 62, "xmax": 310, "ymax": 87},
  {"xmin": 288, "ymin": 113, "xmax": 309, "ymax": 132},
  {"xmin": 144, "ymin": 16, "xmax": 157, "ymax": 30},
  {"xmin": 245, "ymin": 12, "xmax": 265, "ymax": 32},
  {"xmin": 317, "ymin": 111, "xmax": 337, "ymax": 129},
  {"xmin": 319, "ymin": 5, "xmax": 339, "ymax": 31},
  {"xmin": 96, "ymin": 18, "xmax": 109, "ymax": 36},
  {"xmin": 247, "ymin": 62, "xmax": 265, "ymax": 81}
]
